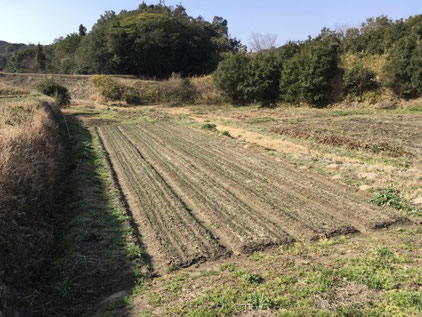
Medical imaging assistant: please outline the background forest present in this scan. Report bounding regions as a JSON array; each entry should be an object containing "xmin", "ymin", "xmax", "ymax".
[{"xmin": 1, "ymin": 3, "xmax": 421, "ymax": 107}]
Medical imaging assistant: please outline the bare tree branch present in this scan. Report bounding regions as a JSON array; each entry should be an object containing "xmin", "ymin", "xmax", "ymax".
[{"xmin": 249, "ymin": 33, "xmax": 278, "ymax": 52}]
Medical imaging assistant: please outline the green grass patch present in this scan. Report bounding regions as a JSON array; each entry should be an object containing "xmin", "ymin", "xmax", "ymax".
[
  {"xmin": 339, "ymin": 250, "xmax": 417, "ymax": 290},
  {"xmin": 371, "ymin": 187, "xmax": 421, "ymax": 216},
  {"xmin": 25, "ymin": 115, "xmax": 148, "ymax": 316},
  {"xmin": 250, "ymin": 252, "xmax": 263, "ymax": 261},
  {"xmin": 247, "ymin": 292, "xmax": 280, "ymax": 310},
  {"xmin": 166, "ymin": 264, "xmax": 180, "ymax": 274},
  {"xmin": 243, "ymin": 273, "xmax": 264, "ymax": 284},
  {"xmin": 201, "ymin": 123, "xmax": 217, "ymax": 130},
  {"xmin": 156, "ymin": 237, "xmax": 421, "ymax": 316},
  {"xmin": 405, "ymin": 106, "xmax": 422, "ymax": 112},
  {"xmin": 148, "ymin": 293, "xmax": 163, "ymax": 307},
  {"xmin": 330, "ymin": 110, "xmax": 368, "ymax": 116},
  {"xmin": 311, "ymin": 166, "xmax": 326, "ymax": 175}
]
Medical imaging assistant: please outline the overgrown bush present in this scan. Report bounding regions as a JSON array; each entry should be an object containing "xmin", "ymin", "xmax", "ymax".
[
  {"xmin": 92, "ymin": 75, "xmax": 124, "ymax": 101},
  {"xmin": 178, "ymin": 78, "xmax": 197, "ymax": 104},
  {"xmin": 245, "ymin": 53, "xmax": 281, "ymax": 107},
  {"xmin": 159, "ymin": 73, "xmax": 197, "ymax": 106},
  {"xmin": 280, "ymin": 40, "xmax": 340, "ymax": 107},
  {"xmin": 213, "ymin": 52, "xmax": 252, "ymax": 106},
  {"xmin": 136, "ymin": 83, "xmax": 161, "ymax": 105},
  {"xmin": 213, "ymin": 52, "xmax": 281, "ymax": 107},
  {"xmin": 343, "ymin": 63, "xmax": 378, "ymax": 95},
  {"xmin": 123, "ymin": 87, "xmax": 142, "ymax": 105},
  {"xmin": 92, "ymin": 74, "xmax": 200, "ymax": 106},
  {"xmin": 383, "ymin": 33, "xmax": 422, "ymax": 99},
  {"xmin": 191, "ymin": 75, "xmax": 224, "ymax": 105},
  {"xmin": 37, "ymin": 79, "xmax": 71, "ymax": 106}
]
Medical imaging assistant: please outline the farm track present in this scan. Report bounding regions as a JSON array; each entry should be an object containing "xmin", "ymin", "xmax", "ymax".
[{"xmin": 98, "ymin": 122, "xmax": 407, "ymax": 268}]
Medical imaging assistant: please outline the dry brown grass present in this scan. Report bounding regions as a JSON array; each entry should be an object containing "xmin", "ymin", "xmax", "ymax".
[
  {"xmin": 191, "ymin": 75, "xmax": 224, "ymax": 105},
  {"xmin": 89, "ymin": 74, "xmax": 224, "ymax": 106},
  {"xmin": 0, "ymin": 72, "xmax": 96, "ymax": 101},
  {"xmin": 0, "ymin": 72, "xmax": 224, "ymax": 107},
  {"xmin": 340, "ymin": 53, "xmax": 388, "ymax": 76},
  {"xmin": 0, "ymin": 85, "xmax": 30, "ymax": 97},
  {"xmin": 270, "ymin": 125, "xmax": 408, "ymax": 157},
  {"xmin": 0, "ymin": 97, "xmax": 63, "ymax": 305}
]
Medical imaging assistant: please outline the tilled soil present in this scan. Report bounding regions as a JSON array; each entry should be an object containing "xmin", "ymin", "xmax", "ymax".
[
  {"xmin": 98, "ymin": 121, "xmax": 407, "ymax": 270},
  {"xmin": 98, "ymin": 127, "xmax": 227, "ymax": 268},
  {"xmin": 272, "ymin": 114, "xmax": 422, "ymax": 159}
]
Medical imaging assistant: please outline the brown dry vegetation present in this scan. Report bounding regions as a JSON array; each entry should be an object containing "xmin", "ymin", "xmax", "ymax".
[
  {"xmin": 98, "ymin": 74, "xmax": 223, "ymax": 106},
  {"xmin": 0, "ymin": 72, "xmax": 224, "ymax": 107},
  {"xmin": 0, "ymin": 72, "xmax": 97, "ymax": 100},
  {"xmin": 0, "ymin": 96, "xmax": 63, "ymax": 311},
  {"xmin": 0, "ymin": 86, "xmax": 29, "ymax": 97},
  {"xmin": 270, "ymin": 124, "xmax": 408, "ymax": 157},
  {"xmin": 270, "ymin": 113, "xmax": 421, "ymax": 158}
]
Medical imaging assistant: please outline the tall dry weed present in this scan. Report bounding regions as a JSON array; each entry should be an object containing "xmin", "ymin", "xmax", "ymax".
[
  {"xmin": 0, "ymin": 99, "xmax": 63, "ymax": 307},
  {"xmin": 191, "ymin": 75, "xmax": 224, "ymax": 105}
]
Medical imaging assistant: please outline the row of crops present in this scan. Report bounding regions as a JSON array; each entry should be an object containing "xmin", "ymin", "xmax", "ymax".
[{"xmin": 98, "ymin": 122, "xmax": 404, "ymax": 267}]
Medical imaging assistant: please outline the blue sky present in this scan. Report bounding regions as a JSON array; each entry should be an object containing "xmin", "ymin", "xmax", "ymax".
[{"xmin": 1, "ymin": 0, "xmax": 421, "ymax": 47}]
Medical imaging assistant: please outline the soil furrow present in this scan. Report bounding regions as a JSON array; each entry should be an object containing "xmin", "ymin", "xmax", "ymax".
[
  {"xmin": 123, "ymin": 125, "xmax": 290, "ymax": 241},
  {"xmin": 146, "ymin": 123, "xmax": 353, "ymax": 236},
  {"xmin": 127, "ymin": 124, "xmax": 310, "ymax": 241},
  {"xmin": 98, "ymin": 119, "xmax": 408, "ymax": 269},
  {"xmin": 112, "ymin": 126, "xmax": 226, "ymax": 262},
  {"xmin": 107, "ymin": 126, "xmax": 228, "ymax": 266},
  {"xmin": 116, "ymin": 126, "xmax": 253, "ymax": 252},
  {"xmin": 103, "ymin": 127, "xmax": 186, "ymax": 260},
  {"xmin": 102, "ymin": 126, "xmax": 218, "ymax": 266},
  {"xmin": 109, "ymin": 127, "xmax": 198, "ymax": 262},
  {"xmin": 98, "ymin": 127, "xmax": 179, "ymax": 266},
  {"xmin": 160, "ymin": 123, "xmax": 404, "ymax": 230}
]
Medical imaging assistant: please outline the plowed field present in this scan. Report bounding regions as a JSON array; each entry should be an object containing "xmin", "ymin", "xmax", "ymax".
[{"xmin": 97, "ymin": 122, "xmax": 406, "ymax": 269}]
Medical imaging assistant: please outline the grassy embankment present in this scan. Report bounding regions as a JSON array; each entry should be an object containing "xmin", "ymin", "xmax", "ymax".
[{"xmin": 0, "ymin": 94, "xmax": 62, "ymax": 314}]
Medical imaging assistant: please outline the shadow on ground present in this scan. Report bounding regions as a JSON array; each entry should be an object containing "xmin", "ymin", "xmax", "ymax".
[{"xmin": 24, "ymin": 114, "xmax": 150, "ymax": 316}]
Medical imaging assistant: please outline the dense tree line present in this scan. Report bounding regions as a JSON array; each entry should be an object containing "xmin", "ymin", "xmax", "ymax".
[
  {"xmin": 4, "ymin": 3, "xmax": 240, "ymax": 78},
  {"xmin": 3, "ymin": 9, "xmax": 421, "ymax": 106},
  {"xmin": 214, "ymin": 14, "xmax": 422, "ymax": 107},
  {"xmin": 0, "ymin": 41, "xmax": 26, "ymax": 70}
]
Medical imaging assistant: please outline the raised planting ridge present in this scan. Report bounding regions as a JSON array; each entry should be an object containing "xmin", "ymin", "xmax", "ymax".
[{"xmin": 97, "ymin": 121, "xmax": 407, "ymax": 270}]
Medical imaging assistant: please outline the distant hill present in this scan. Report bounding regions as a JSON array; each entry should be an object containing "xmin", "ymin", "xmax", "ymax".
[{"xmin": 0, "ymin": 40, "xmax": 26, "ymax": 70}]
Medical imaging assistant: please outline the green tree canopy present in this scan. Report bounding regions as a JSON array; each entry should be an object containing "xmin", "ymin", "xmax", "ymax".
[
  {"xmin": 75, "ymin": 3, "xmax": 239, "ymax": 77},
  {"xmin": 383, "ymin": 30, "xmax": 422, "ymax": 98},
  {"xmin": 279, "ymin": 38, "xmax": 340, "ymax": 106}
]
